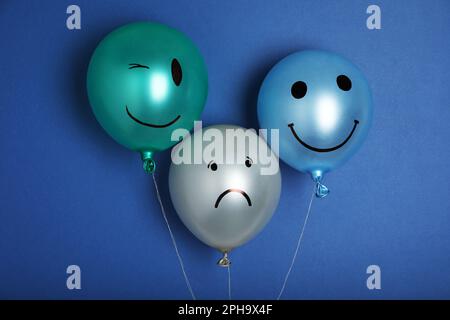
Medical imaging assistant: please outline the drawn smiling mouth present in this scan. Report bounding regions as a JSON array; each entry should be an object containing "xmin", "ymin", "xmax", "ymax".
[
  {"xmin": 214, "ymin": 189, "xmax": 252, "ymax": 208},
  {"xmin": 288, "ymin": 120, "xmax": 359, "ymax": 153},
  {"xmin": 126, "ymin": 106, "xmax": 181, "ymax": 128}
]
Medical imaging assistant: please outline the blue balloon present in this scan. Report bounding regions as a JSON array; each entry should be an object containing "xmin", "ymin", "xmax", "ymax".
[{"xmin": 257, "ymin": 50, "xmax": 373, "ymax": 197}]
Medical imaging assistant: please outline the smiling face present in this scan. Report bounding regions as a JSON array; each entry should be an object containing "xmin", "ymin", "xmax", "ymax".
[
  {"xmin": 87, "ymin": 22, "xmax": 208, "ymax": 153},
  {"xmin": 258, "ymin": 50, "xmax": 373, "ymax": 175},
  {"xmin": 168, "ymin": 125, "xmax": 281, "ymax": 251}
]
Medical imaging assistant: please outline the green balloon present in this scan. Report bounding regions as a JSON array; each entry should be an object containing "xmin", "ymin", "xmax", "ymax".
[{"xmin": 87, "ymin": 22, "xmax": 208, "ymax": 172}]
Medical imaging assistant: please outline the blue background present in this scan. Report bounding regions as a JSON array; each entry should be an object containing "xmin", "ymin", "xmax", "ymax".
[{"xmin": 1, "ymin": 0, "xmax": 449, "ymax": 299}]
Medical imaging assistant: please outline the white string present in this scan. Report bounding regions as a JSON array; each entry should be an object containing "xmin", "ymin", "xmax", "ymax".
[
  {"xmin": 227, "ymin": 265, "xmax": 231, "ymax": 300},
  {"xmin": 277, "ymin": 184, "xmax": 316, "ymax": 300},
  {"xmin": 152, "ymin": 173, "xmax": 196, "ymax": 300}
]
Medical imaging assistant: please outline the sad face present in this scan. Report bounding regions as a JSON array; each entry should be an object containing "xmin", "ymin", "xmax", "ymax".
[{"xmin": 168, "ymin": 125, "xmax": 281, "ymax": 252}]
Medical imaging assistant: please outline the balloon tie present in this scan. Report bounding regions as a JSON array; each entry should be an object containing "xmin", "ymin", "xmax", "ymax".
[
  {"xmin": 141, "ymin": 151, "xmax": 156, "ymax": 174},
  {"xmin": 152, "ymin": 172, "xmax": 196, "ymax": 300},
  {"xmin": 217, "ymin": 251, "xmax": 231, "ymax": 267},
  {"xmin": 277, "ymin": 184, "xmax": 315, "ymax": 300},
  {"xmin": 314, "ymin": 176, "xmax": 329, "ymax": 198}
]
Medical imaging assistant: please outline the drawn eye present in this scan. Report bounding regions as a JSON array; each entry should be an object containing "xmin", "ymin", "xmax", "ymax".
[
  {"xmin": 245, "ymin": 157, "xmax": 253, "ymax": 168},
  {"xmin": 336, "ymin": 75, "xmax": 352, "ymax": 91},
  {"xmin": 291, "ymin": 81, "xmax": 307, "ymax": 99},
  {"xmin": 128, "ymin": 63, "xmax": 149, "ymax": 69},
  {"xmin": 171, "ymin": 58, "xmax": 182, "ymax": 86},
  {"xmin": 208, "ymin": 161, "xmax": 218, "ymax": 171}
]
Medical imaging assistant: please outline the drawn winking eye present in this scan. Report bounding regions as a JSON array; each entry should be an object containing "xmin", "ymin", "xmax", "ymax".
[{"xmin": 128, "ymin": 63, "xmax": 149, "ymax": 69}]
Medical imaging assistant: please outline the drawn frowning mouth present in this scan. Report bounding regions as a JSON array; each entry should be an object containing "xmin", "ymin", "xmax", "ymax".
[
  {"xmin": 126, "ymin": 106, "xmax": 180, "ymax": 128},
  {"xmin": 214, "ymin": 189, "xmax": 252, "ymax": 208},
  {"xmin": 288, "ymin": 120, "xmax": 359, "ymax": 152}
]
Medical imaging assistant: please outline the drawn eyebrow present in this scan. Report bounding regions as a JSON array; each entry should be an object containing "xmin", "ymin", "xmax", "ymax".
[{"xmin": 128, "ymin": 63, "xmax": 149, "ymax": 69}]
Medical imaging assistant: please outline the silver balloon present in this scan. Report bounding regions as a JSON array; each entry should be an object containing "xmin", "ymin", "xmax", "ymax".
[{"xmin": 169, "ymin": 125, "xmax": 281, "ymax": 264}]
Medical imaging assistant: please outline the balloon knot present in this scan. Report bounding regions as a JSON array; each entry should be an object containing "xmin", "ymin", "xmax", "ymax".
[
  {"xmin": 217, "ymin": 251, "xmax": 231, "ymax": 267},
  {"xmin": 314, "ymin": 177, "xmax": 329, "ymax": 198},
  {"xmin": 141, "ymin": 151, "xmax": 156, "ymax": 174}
]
